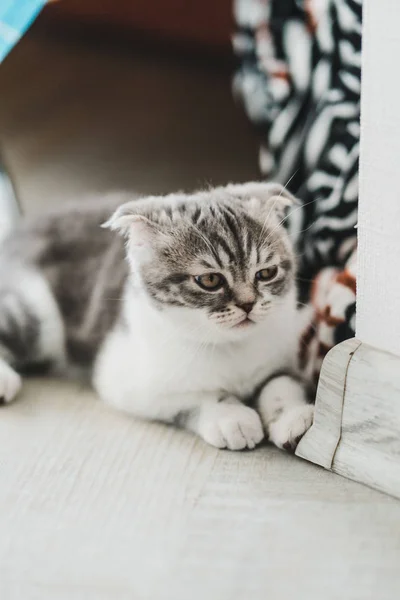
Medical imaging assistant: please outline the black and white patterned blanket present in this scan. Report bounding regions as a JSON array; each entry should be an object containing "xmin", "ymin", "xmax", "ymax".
[{"xmin": 234, "ymin": 0, "xmax": 361, "ymax": 378}]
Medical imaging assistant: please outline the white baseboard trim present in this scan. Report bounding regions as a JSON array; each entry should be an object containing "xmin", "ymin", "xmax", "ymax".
[{"xmin": 296, "ymin": 338, "xmax": 400, "ymax": 499}]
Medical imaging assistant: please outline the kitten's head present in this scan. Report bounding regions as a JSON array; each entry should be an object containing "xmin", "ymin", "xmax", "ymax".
[{"xmin": 104, "ymin": 182, "xmax": 298, "ymax": 343}]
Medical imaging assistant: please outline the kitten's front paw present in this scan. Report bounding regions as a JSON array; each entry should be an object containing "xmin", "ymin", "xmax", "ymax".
[
  {"xmin": 200, "ymin": 403, "xmax": 264, "ymax": 451},
  {"xmin": 268, "ymin": 404, "xmax": 314, "ymax": 452},
  {"xmin": 0, "ymin": 360, "xmax": 22, "ymax": 405}
]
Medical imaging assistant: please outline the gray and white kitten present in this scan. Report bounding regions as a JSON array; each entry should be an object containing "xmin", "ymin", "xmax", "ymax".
[{"xmin": 0, "ymin": 182, "xmax": 313, "ymax": 451}]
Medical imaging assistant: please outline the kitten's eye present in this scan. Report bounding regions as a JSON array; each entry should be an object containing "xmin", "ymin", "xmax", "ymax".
[
  {"xmin": 194, "ymin": 273, "xmax": 225, "ymax": 291},
  {"xmin": 255, "ymin": 266, "xmax": 278, "ymax": 282}
]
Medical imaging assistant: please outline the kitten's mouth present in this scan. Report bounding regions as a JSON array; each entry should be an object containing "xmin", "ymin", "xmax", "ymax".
[{"xmin": 233, "ymin": 317, "xmax": 254, "ymax": 329}]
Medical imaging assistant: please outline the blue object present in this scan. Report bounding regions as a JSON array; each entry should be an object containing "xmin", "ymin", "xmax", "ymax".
[{"xmin": 0, "ymin": 0, "xmax": 46, "ymax": 62}]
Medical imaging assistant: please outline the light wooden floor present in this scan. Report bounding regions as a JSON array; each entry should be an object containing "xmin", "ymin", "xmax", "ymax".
[{"xmin": 0, "ymin": 22, "xmax": 400, "ymax": 600}]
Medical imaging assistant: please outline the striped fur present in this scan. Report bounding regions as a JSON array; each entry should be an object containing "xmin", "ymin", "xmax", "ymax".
[
  {"xmin": 0, "ymin": 183, "xmax": 315, "ymax": 451},
  {"xmin": 106, "ymin": 183, "xmax": 296, "ymax": 335}
]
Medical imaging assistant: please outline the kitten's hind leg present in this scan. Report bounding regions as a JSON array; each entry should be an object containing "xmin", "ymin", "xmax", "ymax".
[
  {"xmin": 0, "ymin": 268, "xmax": 66, "ymax": 404},
  {"xmin": 256, "ymin": 375, "xmax": 314, "ymax": 452},
  {"xmin": 0, "ymin": 290, "xmax": 33, "ymax": 404}
]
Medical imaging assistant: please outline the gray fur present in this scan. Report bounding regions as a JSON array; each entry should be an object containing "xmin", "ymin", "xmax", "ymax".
[
  {"xmin": 0, "ymin": 183, "xmax": 296, "ymax": 372},
  {"xmin": 0, "ymin": 197, "xmax": 127, "ymax": 367},
  {"xmin": 0, "ymin": 290, "xmax": 40, "ymax": 367},
  {"xmin": 108, "ymin": 186, "xmax": 295, "ymax": 314}
]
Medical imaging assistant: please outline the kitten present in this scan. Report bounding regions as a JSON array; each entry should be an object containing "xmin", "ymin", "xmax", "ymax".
[{"xmin": 0, "ymin": 182, "xmax": 313, "ymax": 451}]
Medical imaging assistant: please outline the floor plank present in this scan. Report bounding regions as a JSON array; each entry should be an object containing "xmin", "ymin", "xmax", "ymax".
[{"xmin": 1, "ymin": 380, "xmax": 400, "ymax": 599}]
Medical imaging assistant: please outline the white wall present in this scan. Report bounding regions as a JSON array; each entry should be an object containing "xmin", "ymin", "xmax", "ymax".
[{"xmin": 356, "ymin": 0, "xmax": 400, "ymax": 356}]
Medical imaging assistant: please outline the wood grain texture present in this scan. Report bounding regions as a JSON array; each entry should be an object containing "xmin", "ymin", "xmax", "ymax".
[
  {"xmin": 298, "ymin": 339, "xmax": 400, "ymax": 499},
  {"xmin": 1, "ymin": 378, "xmax": 400, "ymax": 599},
  {"xmin": 297, "ymin": 338, "xmax": 361, "ymax": 469}
]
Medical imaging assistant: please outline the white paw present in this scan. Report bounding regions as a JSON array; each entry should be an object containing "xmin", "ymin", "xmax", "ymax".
[
  {"xmin": 200, "ymin": 403, "xmax": 264, "ymax": 451},
  {"xmin": 0, "ymin": 359, "xmax": 22, "ymax": 405},
  {"xmin": 268, "ymin": 404, "xmax": 314, "ymax": 452}
]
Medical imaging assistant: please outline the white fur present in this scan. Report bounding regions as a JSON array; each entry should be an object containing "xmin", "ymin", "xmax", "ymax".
[
  {"xmin": 0, "ymin": 358, "xmax": 21, "ymax": 403},
  {"xmin": 0, "ymin": 183, "xmax": 314, "ymax": 451},
  {"xmin": 0, "ymin": 269, "xmax": 66, "ymax": 402},
  {"xmin": 192, "ymin": 398, "xmax": 264, "ymax": 450},
  {"xmin": 18, "ymin": 270, "xmax": 66, "ymax": 368},
  {"xmin": 269, "ymin": 404, "xmax": 314, "ymax": 449},
  {"xmin": 93, "ymin": 181, "xmax": 312, "ymax": 451},
  {"xmin": 258, "ymin": 375, "xmax": 314, "ymax": 450},
  {"xmin": 94, "ymin": 181, "xmax": 310, "ymax": 451},
  {"xmin": 93, "ymin": 285, "xmax": 305, "ymax": 450}
]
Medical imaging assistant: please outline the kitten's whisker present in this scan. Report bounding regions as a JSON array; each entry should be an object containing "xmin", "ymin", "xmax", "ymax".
[
  {"xmin": 258, "ymin": 170, "xmax": 299, "ymax": 244},
  {"xmin": 296, "ymin": 300, "xmax": 312, "ymax": 308},
  {"xmin": 260, "ymin": 196, "xmax": 319, "ymax": 248}
]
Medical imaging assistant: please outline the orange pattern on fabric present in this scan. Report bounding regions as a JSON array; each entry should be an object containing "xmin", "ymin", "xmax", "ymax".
[
  {"xmin": 305, "ymin": 0, "xmax": 318, "ymax": 33},
  {"xmin": 336, "ymin": 269, "xmax": 356, "ymax": 295}
]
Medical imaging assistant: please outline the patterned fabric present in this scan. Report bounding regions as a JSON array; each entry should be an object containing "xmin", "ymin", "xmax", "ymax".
[
  {"xmin": 299, "ymin": 249, "xmax": 356, "ymax": 383},
  {"xmin": 233, "ymin": 0, "xmax": 361, "ymax": 377}
]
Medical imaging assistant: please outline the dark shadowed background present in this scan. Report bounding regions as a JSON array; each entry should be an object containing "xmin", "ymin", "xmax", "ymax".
[{"xmin": 0, "ymin": 0, "xmax": 259, "ymax": 215}]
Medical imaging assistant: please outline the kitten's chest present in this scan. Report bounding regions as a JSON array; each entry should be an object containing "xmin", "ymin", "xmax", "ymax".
[
  {"xmin": 196, "ymin": 334, "xmax": 294, "ymax": 395},
  {"xmin": 197, "ymin": 342, "xmax": 275, "ymax": 397},
  {"xmin": 94, "ymin": 302, "xmax": 298, "ymax": 405},
  {"xmin": 134, "ymin": 321, "xmax": 295, "ymax": 397}
]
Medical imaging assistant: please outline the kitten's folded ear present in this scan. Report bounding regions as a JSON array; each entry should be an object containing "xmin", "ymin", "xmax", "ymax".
[
  {"xmin": 225, "ymin": 181, "xmax": 300, "ymax": 220},
  {"xmin": 102, "ymin": 201, "xmax": 160, "ymax": 248}
]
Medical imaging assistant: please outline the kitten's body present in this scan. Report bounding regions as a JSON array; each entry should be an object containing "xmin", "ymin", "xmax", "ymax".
[
  {"xmin": 0, "ymin": 184, "xmax": 314, "ymax": 451},
  {"xmin": 94, "ymin": 284, "xmax": 297, "ymax": 414},
  {"xmin": 1, "ymin": 197, "xmax": 127, "ymax": 369}
]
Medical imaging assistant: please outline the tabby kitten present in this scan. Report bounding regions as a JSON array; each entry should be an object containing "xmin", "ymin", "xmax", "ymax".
[{"xmin": 0, "ymin": 182, "xmax": 313, "ymax": 451}]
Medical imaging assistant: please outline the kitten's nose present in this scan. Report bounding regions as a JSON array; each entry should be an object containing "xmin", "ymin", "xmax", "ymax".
[{"xmin": 238, "ymin": 302, "xmax": 254, "ymax": 314}]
